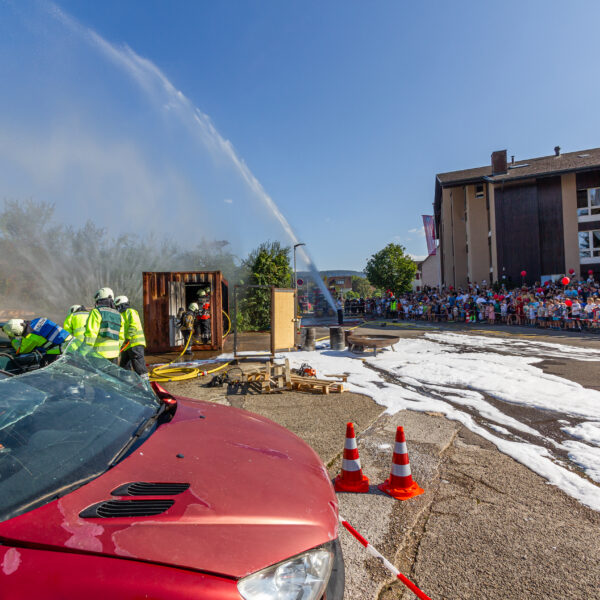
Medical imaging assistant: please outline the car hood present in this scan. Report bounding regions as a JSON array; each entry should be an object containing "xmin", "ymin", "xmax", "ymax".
[{"xmin": 0, "ymin": 398, "xmax": 339, "ymax": 578}]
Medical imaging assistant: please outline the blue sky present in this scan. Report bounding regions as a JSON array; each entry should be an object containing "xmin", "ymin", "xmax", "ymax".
[{"xmin": 2, "ymin": 1, "xmax": 600, "ymax": 271}]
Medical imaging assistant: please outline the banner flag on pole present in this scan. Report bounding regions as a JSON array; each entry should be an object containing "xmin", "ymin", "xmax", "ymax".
[{"xmin": 422, "ymin": 215, "xmax": 436, "ymax": 256}]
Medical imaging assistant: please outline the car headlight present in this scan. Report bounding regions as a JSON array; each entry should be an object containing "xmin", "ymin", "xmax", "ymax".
[{"xmin": 237, "ymin": 546, "xmax": 333, "ymax": 600}]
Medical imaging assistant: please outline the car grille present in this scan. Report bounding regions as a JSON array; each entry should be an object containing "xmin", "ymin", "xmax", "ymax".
[
  {"xmin": 80, "ymin": 499, "xmax": 175, "ymax": 518},
  {"xmin": 111, "ymin": 482, "xmax": 190, "ymax": 496}
]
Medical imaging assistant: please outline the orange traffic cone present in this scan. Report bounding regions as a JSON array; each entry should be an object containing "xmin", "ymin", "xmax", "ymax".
[
  {"xmin": 378, "ymin": 426, "xmax": 424, "ymax": 500},
  {"xmin": 334, "ymin": 422, "xmax": 370, "ymax": 493}
]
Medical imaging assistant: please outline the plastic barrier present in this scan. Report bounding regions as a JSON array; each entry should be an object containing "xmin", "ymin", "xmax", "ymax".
[{"xmin": 339, "ymin": 515, "xmax": 433, "ymax": 600}]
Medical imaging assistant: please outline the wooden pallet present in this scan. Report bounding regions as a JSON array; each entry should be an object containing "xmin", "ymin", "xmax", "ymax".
[
  {"xmin": 290, "ymin": 375, "xmax": 344, "ymax": 394},
  {"xmin": 323, "ymin": 373, "xmax": 349, "ymax": 382},
  {"xmin": 248, "ymin": 359, "xmax": 292, "ymax": 392}
]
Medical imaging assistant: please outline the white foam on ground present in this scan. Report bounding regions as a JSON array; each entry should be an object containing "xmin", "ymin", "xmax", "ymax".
[
  {"xmin": 226, "ymin": 334, "xmax": 600, "ymax": 511},
  {"xmin": 422, "ymin": 384, "xmax": 541, "ymax": 436},
  {"xmin": 425, "ymin": 332, "xmax": 600, "ymax": 362},
  {"xmin": 488, "ymin": 424, "xmax": 511, "ymax": 435},
  {"xmin": 373, "ymin": 341, "xmax": 600, "ymax": 420},
  {"xmin": 562, "ymin": 421, "xmax": 600, "ymax": 447},
  {"xmin": 561, "ymin": 441, "xmax": 600, "ymax": 483}
]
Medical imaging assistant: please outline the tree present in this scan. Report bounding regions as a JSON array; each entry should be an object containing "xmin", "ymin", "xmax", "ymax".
[
  {"xmin": 0, "ymin": 199, "xmax": 243, "ymax": 321},
  {"xmin": 238, "ymin": 241, "xmax": 292, "ymax": 330},
  {"xmin": 351, "ymin": 275, "xmax": 373, "ymax": 298},
  {"xmin": 364, "ymin": 243, "xmax": 416, "ymax": 295}
]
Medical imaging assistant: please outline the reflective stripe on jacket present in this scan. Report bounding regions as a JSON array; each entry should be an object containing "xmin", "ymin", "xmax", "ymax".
[
  {"xmin": 122, "ymin": 307, "xmax": 146, "ymax": 347},
  {"xmin": 29, "ymin": 318, "xmax": 71, "ymax": 346},
  {"xmin": 18, "ymin": 318, "xmax": 71, "ymax": 355},
  {"xmin": 200, "ymin": 302, "xmax": 211, "ymax": 320},
  {"xmin": 63, "ymin": 311, "xmax": 90, "ymax": 341},
  {"xmin": 84, "ymin": 307, "xmax": 124, "ymax": 359}
]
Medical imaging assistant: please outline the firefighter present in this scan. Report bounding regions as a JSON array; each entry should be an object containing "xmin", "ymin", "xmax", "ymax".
[
  {"xmin": 63, "ymin": 304, "xmax": 90, "ymax": 342},
  {"xmin": 2, "ymin": 317, "xmax": 72, "ymax": 365},
  {"xmin": 83, "ymin": 287, "xmax": 124, "ymax": 363},
  {"xmin": 115, "ymin": 295, "xmax": 148, "ymax": 379},
  {"xmin": 179, "ymin": 302, "xmax": 198, "ymax": 355},
  {"xmin": 197, "ymin": 290, "xmax": 211, "ymax": 344}
]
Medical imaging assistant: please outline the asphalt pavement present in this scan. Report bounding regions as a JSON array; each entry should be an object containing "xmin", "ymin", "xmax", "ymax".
[{"xmin": 163, "ymin": 324, "xmax": 600, "ymax": 600}]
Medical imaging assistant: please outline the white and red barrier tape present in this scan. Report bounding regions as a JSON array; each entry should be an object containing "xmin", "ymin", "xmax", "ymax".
[{"xmin": 339, "ymin": 515, "xmax": 432, "ymax": 600}]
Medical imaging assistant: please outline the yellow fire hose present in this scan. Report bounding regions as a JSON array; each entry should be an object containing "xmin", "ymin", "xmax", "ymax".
[{"xmin": 149, "ymin": 310, "xmax": 232, "ymax": 383}]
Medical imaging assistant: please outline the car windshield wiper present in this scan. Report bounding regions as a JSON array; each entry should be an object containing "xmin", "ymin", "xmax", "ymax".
[{"xmin": 108, "ymin": 402, "xmax": 166, "ymax": 468}]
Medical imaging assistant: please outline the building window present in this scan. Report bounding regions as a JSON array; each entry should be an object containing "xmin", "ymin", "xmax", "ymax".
[
  {"xmin": 577, "ymin": 188, "xmax": 600, "ymax": 221},
  {"xmin": 475, "ymin": 184, "xmax": 485, "ymax": 199},
  {"xmin": 579, "ymin": 230, "xmax": 600, "ymax": 263}
]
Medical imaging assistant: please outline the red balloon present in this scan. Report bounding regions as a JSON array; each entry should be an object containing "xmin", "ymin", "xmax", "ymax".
[
  {"xmin": 520, "ymin": 270, "xmax": 527, "ymax": 277},
  {"xmin": 544, "ymin": 281, "xmax": 550, "ymax": 286},
  {"xmin": 499, "ymin": 295, "xmax": 505, "ymax": 300},
  {"xmin": 493, "ymin": 294, "xmax": 499, "ymax": 300},
  {"xmin": 565, "ymin": 299, "xmax": 573, "ymax": 307},
  {"xmin": 449, "ymin": 286, "xmax": 454, "ymax": 291},
  {"xmin": 561, "ymin": 277, "xmax": 570, "ymax": 285},
  {"xmin": 589, "ymin": 270, "xmax": 594, "ymax": 275},
  {"xmin": 568, "ymin": 268, "xmax": 575, "ymax": 275}
]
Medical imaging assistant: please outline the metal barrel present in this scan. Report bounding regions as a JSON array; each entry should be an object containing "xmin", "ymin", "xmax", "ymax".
[
  {"xmin": 329, "ymin": 326, "xmax": 345, "ymax": 351},
  {"xmin": 303, "ymin": 327, "xmax": 316, "ymax": 351}
]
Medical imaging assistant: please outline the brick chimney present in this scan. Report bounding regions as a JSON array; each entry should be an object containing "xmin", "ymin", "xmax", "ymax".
[{"xmin": 491, "ymin": 150, "xmax": 508, "ymax": 175}]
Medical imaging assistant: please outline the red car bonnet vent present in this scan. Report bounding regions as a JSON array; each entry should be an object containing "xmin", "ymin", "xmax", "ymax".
[
  {"xmin": 80, "ymin": 499, "xmax": 175, "ymax": 518},
  {"xmin": 151, "ymin": 381, "xmax": 177, "ymax": 406},
  {"xmin": 111, "ymin": 482, "xmax": 190, "ymax": 496}
]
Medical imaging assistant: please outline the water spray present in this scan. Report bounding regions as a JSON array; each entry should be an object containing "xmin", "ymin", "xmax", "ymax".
[{"xmin": 47, "ymin": 2, "xmax": 338, "ymax": 313}]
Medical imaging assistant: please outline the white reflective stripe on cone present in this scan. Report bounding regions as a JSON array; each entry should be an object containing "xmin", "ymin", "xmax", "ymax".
[
  {"xmin": 342, "ymin": 458, "xmax": 362, "ymax": 472},
  {"xmin": 391, "ymin": 463, "xmax": 411, "ymax": 477},
  {"xmin": 394, "ymin": 441, "xmax": 408, "ymax": 455},
  {"xmin": 344, "ymin": 437, "xmax": 358, "ymax": 450}
]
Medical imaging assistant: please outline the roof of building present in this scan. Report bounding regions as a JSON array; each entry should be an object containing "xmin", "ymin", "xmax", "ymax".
[{"xmin": 437, "ymin": 147, "xmax": 600, "ymax": 186}]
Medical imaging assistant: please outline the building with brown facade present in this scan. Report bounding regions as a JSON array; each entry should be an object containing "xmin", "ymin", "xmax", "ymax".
[{"xmin": 434, "ymin": 147, "xmax": 600, "ymax": 287}]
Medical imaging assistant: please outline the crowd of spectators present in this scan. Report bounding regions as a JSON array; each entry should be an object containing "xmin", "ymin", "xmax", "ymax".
[{"xmin": 341, "ymin": 275, "xmax": 600, "ymax": 332}]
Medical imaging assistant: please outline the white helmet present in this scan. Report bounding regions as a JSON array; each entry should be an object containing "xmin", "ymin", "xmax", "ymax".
[
  {"xmin": 198, "ymin": 290, "xmax": 207, "ymax": 297},
  {"xmin": 188, "ymin": 302, "xmax": 199, "ymax": 311},
  {"xmin": 114, "ymin": 295, "xmax": 129, "ymax": 307},
  {"xmin": 69, "ymin": 304, "xmax": 85, "ymax": 314},
  {"xmin": 94, "ymin": 287, "xmax": 114, "ymax": 302},
  {"xmin": 3, "ymin": 319, "xmax": 25, "ymax": 338}
]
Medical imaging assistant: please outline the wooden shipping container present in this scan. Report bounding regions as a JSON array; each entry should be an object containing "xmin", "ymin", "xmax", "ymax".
[{"xmin": 143, "ymin": 271, "xmax": 228, "ymax": 354}]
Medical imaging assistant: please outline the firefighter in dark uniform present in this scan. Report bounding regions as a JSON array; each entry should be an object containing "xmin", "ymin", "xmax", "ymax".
[
  {"xmin": 198, "ymin": 290, "xmax": 211, "ymax": 344},
  {"xmin": 179, "ymin": 303, "xmax": 198, "ymax": 355}
]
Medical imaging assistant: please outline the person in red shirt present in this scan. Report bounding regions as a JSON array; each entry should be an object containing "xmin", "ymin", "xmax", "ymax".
[{"xmin": 197, "ymin": 289, "xmax": 211, "ymax": 344}]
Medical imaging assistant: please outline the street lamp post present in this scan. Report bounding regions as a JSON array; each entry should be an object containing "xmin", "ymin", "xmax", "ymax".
[{"xmin": 293, "ymin": 243, "xmax": 306, "ymax": 344}]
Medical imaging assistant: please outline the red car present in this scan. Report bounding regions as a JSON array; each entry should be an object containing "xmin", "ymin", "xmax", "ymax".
[{"xmin": 0, "ymin": 350, "xmax": 344, "ymax": 599}]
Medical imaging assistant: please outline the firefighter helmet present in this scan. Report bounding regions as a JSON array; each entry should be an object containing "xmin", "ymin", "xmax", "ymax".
[
  {"xmin": 69, "ymin": 304, "xmax": 85, "ymax": 314},
  {"xmin": 114, "ymin": 295, "xmax": 129, "ymax": 308},
  {"xmin": 94, "ymin": 287, "xmax": 114, "ymax": 302},
  {"xmin": 3, "ymin": 319, "xmax": 25, "ymax": 338},
  {"xmin": 189, "ymin": 302, "xmax": 199, "ymax": 311},
  {"xmin": 198, "ymin": 290, "xmax": 207, "ymax": 297}
]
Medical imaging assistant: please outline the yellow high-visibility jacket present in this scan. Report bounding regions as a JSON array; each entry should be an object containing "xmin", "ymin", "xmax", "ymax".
[
  {"xmin": 84, "ymin": 307, "xmax": 124, "ymax": 359},
  {"xmin": 121, "ymin": 307, "xmax": 146, "ymax": 348},
  {"xmin": 63, "ymin": 310, "xmax": 90, "ymax": 341}
]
